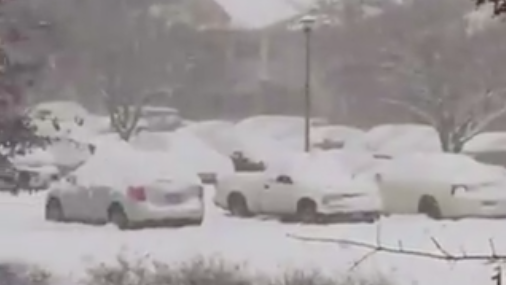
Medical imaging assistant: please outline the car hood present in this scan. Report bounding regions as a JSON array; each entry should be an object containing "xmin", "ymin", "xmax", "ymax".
[{"xmin": 299, "ymin": 178, "xmax": 378, "ymax": 196}]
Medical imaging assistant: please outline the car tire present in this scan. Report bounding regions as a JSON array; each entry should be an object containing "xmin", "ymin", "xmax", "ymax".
[
  {"xmin": 228, "ymin": 193, "xmax": 250, "ymax": 217},
  {"xmin": 418, "ymin": 196, "xmax": 442, "ymax": 220},
  {"xmin": 364, "ymin": 214, "xmax": 379, "ymax": 224},
  {"xmin": 297, "ymin": 199, "xmax": 319, "ymax": 224},
  {"xmin": 108, "ymin": 204, "xmax": 130, "ymax": 230},
  {"xmin": 45, "ymin": 198, "xmax": 64, "ymax": 222},
  {"xmin": 189, "ymin": 218, "xmax": 204, "ymax": 226}
]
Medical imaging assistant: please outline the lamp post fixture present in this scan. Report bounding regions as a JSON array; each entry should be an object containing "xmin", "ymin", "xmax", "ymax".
[{"xmin": 300, "ymin": 14, "xmax": 316, "ymax": 153}]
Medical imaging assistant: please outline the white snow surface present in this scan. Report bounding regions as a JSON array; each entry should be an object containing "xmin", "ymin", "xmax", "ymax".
[
  {"xmin": 311, "ymin": 125, "xmax": 365, "ymax": 146},
  {"xmin": 346, "ymin": 124, "xmax": 442, "ymax": 156},
  {"xmin": 464, "ymin": 132, "xmax": 506, "ymax": 153},
  {"xmin": 0, "ymin": 189, "xmax": 505, "ymax": 285}
]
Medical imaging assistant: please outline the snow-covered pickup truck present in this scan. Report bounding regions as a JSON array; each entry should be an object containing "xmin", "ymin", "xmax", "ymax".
[{"xmin": 214, "ymin": 168, "xmax": 381, "ymax": 223}]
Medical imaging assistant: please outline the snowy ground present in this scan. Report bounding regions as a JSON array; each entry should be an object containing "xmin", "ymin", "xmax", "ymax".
[{"xmin": 0, "ymin": 188, "xmax": 503, "ymax": 285}]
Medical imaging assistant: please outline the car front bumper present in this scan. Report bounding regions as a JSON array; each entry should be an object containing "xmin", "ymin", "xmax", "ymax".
[{"xmin": 454, "ymin": 199, "xmax": 506, "ymax": 218}]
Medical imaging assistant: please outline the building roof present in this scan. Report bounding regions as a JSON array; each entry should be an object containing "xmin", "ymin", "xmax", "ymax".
[{"xmin": 214, "ymin": 0, "xmax": 313, "ymax": 29}]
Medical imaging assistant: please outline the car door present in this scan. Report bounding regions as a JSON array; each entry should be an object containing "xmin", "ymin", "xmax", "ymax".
[
  {"xmin": 57, "ymin": 175, "xmax": 90, "ymax": 220},
  {"xmin": 378, "ymin": 171, "xmax": 417, "ymax": 214},
  {"xmin": 86, "ymin": 185, "xmax": 113, "ymax": 222},
  {"xmin": 260, "ymin": 174, "xmax": 295, "ymax": 214}
]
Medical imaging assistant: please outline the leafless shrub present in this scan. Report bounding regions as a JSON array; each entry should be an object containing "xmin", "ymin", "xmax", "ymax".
[
  {"xmin": 81, "ymin": 256, "xmax": 395, "ymax": 285},
  {"xmin": 272, "ymin": 269, "xmax": 336, "ymax": 285},
  {"xmin": 0, "ymin": 262, "xmax": 52, "ymax": 285}
]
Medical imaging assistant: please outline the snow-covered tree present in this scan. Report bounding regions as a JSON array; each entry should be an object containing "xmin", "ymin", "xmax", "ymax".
[
  {"xmin": 316, "ymin": 0, "xmax": 506, "ymax": 152},
  {"xmin": 366, "ymin": 0, "xmax": 506, "ymax": 152},
  {"xmin": 476, "ymin": 0, "xmax": 506, "ymax": 15},
  {"xmin": 0, "ymin": 0, "xmax": 53, "ymax": 156}
]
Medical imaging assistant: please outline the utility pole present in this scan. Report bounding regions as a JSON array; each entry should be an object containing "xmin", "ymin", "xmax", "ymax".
[{"xmin": 300, "ymin": 15, "xmax": 316, "ymax": 152}]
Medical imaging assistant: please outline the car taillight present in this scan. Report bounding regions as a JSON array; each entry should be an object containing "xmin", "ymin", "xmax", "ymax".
[{"xmin": 128, "ymin": 186, "xmax": 146, "ymax": 201}]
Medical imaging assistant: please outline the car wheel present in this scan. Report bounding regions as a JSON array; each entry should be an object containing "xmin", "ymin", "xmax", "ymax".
[
  {"xmin": 45, "ymin": 198, "xmax": 64, "ymax": 222},
  {"xmin": 418, "ymin": 196, "xmax": 442, "ymax": 220},
  {"xmin": 297, "ymin": 199, "xmax": 319, "ymax": 224},
  {"xmin": 108, "ymin": 204, "xmax": 130, "ymax": 230},
  {"xmin": 364, "ymin": 213, "xmax": 379, "ymax": 223},
  {"xmin": 228, "ymin": 193, "xmax": 250, "ymax": 217},
  {"xmin": 187, "ymin": 218, "xmax": 204, "ymax": 227}
]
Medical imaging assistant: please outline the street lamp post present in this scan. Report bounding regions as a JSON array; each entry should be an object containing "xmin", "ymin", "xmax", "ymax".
[{"xmin": 300, "ymin": 15, "xmax": 316, "ymax": 153}]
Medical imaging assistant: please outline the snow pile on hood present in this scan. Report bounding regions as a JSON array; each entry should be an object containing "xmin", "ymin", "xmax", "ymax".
[
  {"xmin": 76, "ymin": 137, "xmax": 200, "ymax": 189},
  {"xmin": 275, "ymin": 150, "xmax": 378, "ymax": 193},
  {"xmin": 463, "ymin": 132, "xmax": 506, "ymax": 153},
  {"xmin": 178, "ymin": 120, "xmax": 236, "ymax": 155},
  {"xmin": 346, "ymin": 124, "xmax": 441, "ymax": 155},
  {"xmin": 381, "ymin": 153, "xmax": 506, "ymax": 185}
]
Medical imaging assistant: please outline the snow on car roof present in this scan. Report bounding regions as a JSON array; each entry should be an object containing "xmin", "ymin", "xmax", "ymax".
[
  {"xmin": 382, "ymin": 153, "xmax": 506, "ymax": 184},
  {"xmin": 75, "ymin": 136, "xmax": 200, "ymax": 189}
]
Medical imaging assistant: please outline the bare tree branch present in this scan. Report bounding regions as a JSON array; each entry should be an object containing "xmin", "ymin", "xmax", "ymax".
[
  {"xmin": 380, "ymin": 98, "xmax": 437, "ymax": 125},
  {"xmin": 287, "ymin": 234, "xmax": 506, "ymax": 263}
]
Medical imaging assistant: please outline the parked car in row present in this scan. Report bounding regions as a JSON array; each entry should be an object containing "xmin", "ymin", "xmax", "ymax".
[
  {"xmin": 0, "ymin": 152, "xmax": 59, "ymax": 194},
  {"xmin": 374, "ymin": 153, "xmax": 506, "ymax": 219},
  {"xmin": 45, "ymin": 139, "xmax": 205, "ymax": 229},
  {"xmin": 214, "ymin": 153, "xmax": 381, "ymax": 223}
]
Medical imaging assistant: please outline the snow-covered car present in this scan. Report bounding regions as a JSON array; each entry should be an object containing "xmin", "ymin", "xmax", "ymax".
[
  {"xmin": 139, "ymin": 106, "xmax": 182, "ymax": 132},
  {"xmin": 0, "ymin": 150, "xmax": 60, "ymax": 192},
  {"xmin": 375, "ymin": 153, "xmax": 506, "ymax": 219},
  {"xmin": 45, "ymin": 138, "xmax": 205, "ymax": 229},
  {"xmin": 214, "ymin": 153, "xmax": 381, "ymax": 223}
]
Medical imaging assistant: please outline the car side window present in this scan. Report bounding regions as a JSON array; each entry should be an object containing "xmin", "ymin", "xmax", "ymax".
[{"xmin": 276, "ymin": 175, "xmax": 293, "ymax": 185}]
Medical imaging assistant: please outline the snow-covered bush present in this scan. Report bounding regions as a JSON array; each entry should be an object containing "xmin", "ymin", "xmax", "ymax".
[
  {"xmin": 81, "ymin": 257, "xmax": 393, "ymax": 285},
  {"xmin": 0, "ymin": 262, "xmax": 52, "ymax": 285}
]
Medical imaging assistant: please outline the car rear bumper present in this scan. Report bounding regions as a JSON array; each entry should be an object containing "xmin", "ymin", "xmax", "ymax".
[{"xmin": 126, "ymin": 201, "xmax": 204, "ymax": 223}]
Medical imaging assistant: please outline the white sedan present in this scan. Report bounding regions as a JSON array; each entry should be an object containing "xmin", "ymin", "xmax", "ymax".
[
  {"xmin": 214, "ymin": 154, "xmax": 381, "ymax": 223},
  {"xmin": 375, "ymin": 153, "xmax": 506, "ymax": 219},
  {"xmin": 45, "ymin": 140, "xmax": 205, "ymax": 229}
]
